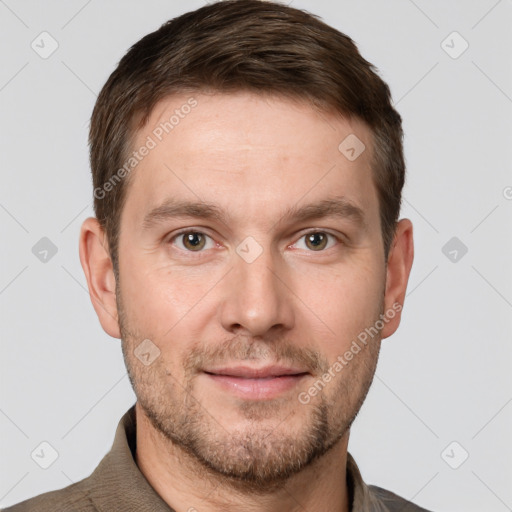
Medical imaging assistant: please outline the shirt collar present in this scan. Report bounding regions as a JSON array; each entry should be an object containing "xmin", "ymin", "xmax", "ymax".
[
  {"xmin": 87, "ymin": 404, "xmax": 173, "ymax": 512},
  {"xmin": 87, "ymin": 404, "xmax": 379, "ymax": 512},
  {"xmin": 346, "ymin": 451, "xmax": 390, "ymax": 512}
]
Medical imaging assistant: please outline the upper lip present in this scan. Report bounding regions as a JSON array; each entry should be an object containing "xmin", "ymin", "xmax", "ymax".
[{"xmin": 203, "ymin": 365, "xmax": 309, "ymax": 379}]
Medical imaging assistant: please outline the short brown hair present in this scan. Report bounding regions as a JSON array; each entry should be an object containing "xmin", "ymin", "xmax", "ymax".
[{"xmin": 89, "ymin": 0, "xmax": 405, "ymax": 273}]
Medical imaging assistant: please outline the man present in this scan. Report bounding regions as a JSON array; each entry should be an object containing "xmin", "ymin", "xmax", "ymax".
[{"xmin": 4, "ymin": 0, "xmax": 426, "ymax": 510}]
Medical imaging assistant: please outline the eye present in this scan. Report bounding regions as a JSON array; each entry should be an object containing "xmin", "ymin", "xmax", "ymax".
[
  {"xmin": 170, "ymin": 231, "xmax": 215, "ymax": 252},
  {"xmin": 293, "ymin": 231, "xmax": 339, "ymax": 252}
]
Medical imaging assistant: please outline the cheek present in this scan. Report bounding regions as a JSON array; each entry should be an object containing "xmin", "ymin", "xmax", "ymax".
[
  {"xmin": 119, "ymin": 252, "xmax": 217, "ymax": 348},
  {"xmin": 292, "ymin": 260, "xmax": 384, "ymax": 353}
]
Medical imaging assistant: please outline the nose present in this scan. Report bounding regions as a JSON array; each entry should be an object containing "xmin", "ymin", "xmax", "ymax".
[{"xmin": 219, "ymin": 243, "xmax": 295, "ymax": 338}]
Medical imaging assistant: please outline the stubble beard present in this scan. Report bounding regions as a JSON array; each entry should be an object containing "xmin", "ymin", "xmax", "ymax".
[{"xmin": 117, "ymin": 288, "xmax": 382, "ymax": 493}]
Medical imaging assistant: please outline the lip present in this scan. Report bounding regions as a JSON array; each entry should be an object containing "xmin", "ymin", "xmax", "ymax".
[
  {"xmin": 204, "ymin": 365, "xmax": 308, "ymax": 378},
  {"xmin": 202, "ymin": 365, "xmax": 309, "ymax": 400}
]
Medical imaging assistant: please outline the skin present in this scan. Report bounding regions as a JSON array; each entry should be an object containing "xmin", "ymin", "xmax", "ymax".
[{"xmin": 79, "ymin": 91, "xmax": 414, "ymax": 512}]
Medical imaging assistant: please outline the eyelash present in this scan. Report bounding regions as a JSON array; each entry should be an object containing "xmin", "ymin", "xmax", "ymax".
[{"xmin": 167, "ymin": 229, "xmax": 342, "ymax": 255}]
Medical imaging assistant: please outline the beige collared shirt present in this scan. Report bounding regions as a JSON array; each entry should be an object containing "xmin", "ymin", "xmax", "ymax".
[{"xmin": 3, "ymin": 405, "xmax": 432, "ymax": 511}]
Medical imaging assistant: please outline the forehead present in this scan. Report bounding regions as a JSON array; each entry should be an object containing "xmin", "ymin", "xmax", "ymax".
[
  {"xmin": 139, "ymin": 91, "xmax": 371, "ymax": 157},
  {"xmin": 123, "ymin": 91, "xmax": 378, "ymax": 231}
]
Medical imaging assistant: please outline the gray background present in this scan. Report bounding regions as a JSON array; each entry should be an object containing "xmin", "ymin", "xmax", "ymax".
[{"xmin": 1, "ymin": 1, "xmax": 511, "ymax": 510}]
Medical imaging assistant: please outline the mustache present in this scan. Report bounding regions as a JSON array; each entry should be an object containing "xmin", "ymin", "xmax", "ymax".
[{"xmin": 183, "ymin": 335, "xmax": 330, "ymax": 376}]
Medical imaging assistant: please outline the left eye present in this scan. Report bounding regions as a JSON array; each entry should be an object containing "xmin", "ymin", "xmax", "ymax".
[{"xmin": 294, "ymin": 232, "xmax": 338, "ymax": 251}]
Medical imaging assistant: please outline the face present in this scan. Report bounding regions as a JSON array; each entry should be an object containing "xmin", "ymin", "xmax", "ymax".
[{"xmin": 115, "ymin": 91, "xmax": 390, "ymax": 490}]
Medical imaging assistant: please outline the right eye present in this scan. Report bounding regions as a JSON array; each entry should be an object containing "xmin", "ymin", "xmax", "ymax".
[{"xmin": 169, "ymin": 230, "xmax": 216, "ymax": 252}]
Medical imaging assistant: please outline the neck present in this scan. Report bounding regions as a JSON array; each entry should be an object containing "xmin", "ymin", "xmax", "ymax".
[{"xmin": 134, "ymin": 402, "xmax": 351, "ymax": 512}]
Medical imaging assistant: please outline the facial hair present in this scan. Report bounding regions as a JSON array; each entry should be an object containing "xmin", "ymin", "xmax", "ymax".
[{"xmin": 117, "ymin": 286, "xmax": 383, "ymax": 493}]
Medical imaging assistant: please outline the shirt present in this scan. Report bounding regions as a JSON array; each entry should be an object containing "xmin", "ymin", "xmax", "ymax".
[{"xmin": 2, "ymin": 404, "xmax": 432, "ymax": 511}]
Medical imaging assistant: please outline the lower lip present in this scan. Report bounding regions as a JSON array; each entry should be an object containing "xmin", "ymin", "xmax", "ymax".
[{"xmin": 205, "ymin": 373, "xmax": 308, "ymax": 400}]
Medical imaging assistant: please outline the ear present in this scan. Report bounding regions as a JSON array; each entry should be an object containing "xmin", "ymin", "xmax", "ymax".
[
  {"xmin": 79, "ymin": 217, "xmax": 121, "ymax": 338},
  {"xmin": 381, "ymin": 218, "xmax": 414, "ymax": 340}
]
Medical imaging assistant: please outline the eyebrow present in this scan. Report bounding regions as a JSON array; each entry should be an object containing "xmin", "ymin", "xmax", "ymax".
[{"xmin": 141, "ymin": 196, "xmax": 366, "ymax": 231}]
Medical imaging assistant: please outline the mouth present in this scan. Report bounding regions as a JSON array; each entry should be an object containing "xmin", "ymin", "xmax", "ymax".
[{"xmin": 202, "ymin": 365, "xmax": 310, "ymax": 400}]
